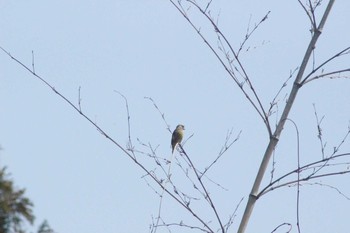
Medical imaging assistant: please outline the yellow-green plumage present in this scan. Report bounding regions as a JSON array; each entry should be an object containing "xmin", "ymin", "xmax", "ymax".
[{"xmin": 171, "ymin": 124, "xmax": 185, "ymax": 153}]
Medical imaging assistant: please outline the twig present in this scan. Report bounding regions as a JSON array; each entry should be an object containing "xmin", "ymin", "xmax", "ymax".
[
  {"xmin": 237, "ymin": 11, "xmax": 271, "ymax": 57},
  {"xmin": 331, "ymin": 124, "xmax": 350, "ymax": 156},
  {"xmin": 286, "ymin": 119, "xmax": 302, "ymax": 233},
  {"xmin": 204, "ymin": 0, "xmax": 213, "ymax": 13},
  {"xmin": 114, "ymin": 91, "xmax": 135, "ymax": 157},
  {"xmin": 306, "ymin": 123, "xmax": 350, "ymax": 178},
  {"xmin": 31, "ymin": 50, "xmax": 35, "ymax": 73},
  {"xmin": 268, "ymin": 67, "xmax": 298, "ymax": 118},
  {"xmin": 308, "ymin": 0, "xmax": 318, "ymax": 30},
  {"xmin": 203, "ymin": 174, "xmax": 228, "ymax": 192},
  {"xmin": 303, "ymin": 68, "xmax": 350, "ymax": 84},
  {"xmin": 223, "ymin": 197, "xmax": 244, "ymax": 232},
  {"xmin": 180, "ymin": 145, "xmax": 225, "ymax": 232},
  {"xmin": 269, "ymin": 150, "xmax": 276, "ymax": 183},
  {"xmin": 300, "ymin": 47, "xmax": 350, "ymax": 85},
  {"xmin": 297, "ymin": 0, "xmax": 316, "ymax": 30},
  {"xmin": 259, "ymin": 153, "xmax": 350, "ymax": 197},
  {"xmin": 78, "ymin": 86, "xmax": 82, "ymax": 113},
  {"xmin": 201, "ymin": 130, "xmax": 241, "ymax": 177},
  {"xmin": 157, "ymin": 221, "xmax": 211, "ymax": 233},
  {"xmin": 307, "ymin": 182, "xmax": 350, "ymax": 200},
  {"xmin": 145, "ymin": 96, "xmax": 171, "ymax": 133},
  {"xmin": 270, "ymin": 223, "xmax": 292, "ymax": 233},
  {"xmin": 313, "ymin": 104, "xmax": 326, "ymax": 159},
  {"xmin": 262, "ymin": 169, "xmax": 350, "ymax": 196}
]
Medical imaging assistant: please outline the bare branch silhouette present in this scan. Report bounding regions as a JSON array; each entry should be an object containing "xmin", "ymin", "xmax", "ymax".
[
  {"xmin": 78, "ymin": 86, "xmax": 82, "ymax": 112},
  {"xmin": 145, "ymin": 97, "xmax": 172, "ymax": 134},
  {"xmin": 179, "ymin": 145, "xmax": 225, "ymax": 232},
  {"xmin": 237, "ymin": 11, "xmax": 271, "ymax": 57},
  {"xmin": 201, "ymin": 129, "xmax": 241, "ymax": 177},
  {"xmin": 268, "ymin": 67, "xmax": 298, "ymax": 118},
  {"xmin": 270, "ymin": 222, "xmax": 292, "ymax": 233},
  {"xmin": 303, "ymin": 68, "xmax": 350, "ymax": 84},
  {"xmin": 223, "ymin": 197, "xmax": 244, "ymax": 232},
  {"xmin": 114, "ymin": 90, "xmax": 135, "ymax": 157},
  {"xmin": 313, "ymin": 104, "xmax": 326, "ymax": 159},
  {"xmin": 169, "ymin": 0, "xmax": 273, "ymax": 136},
  {"xmin": 285, "ymin": 119, "xmax": 302, "ymax": 233},
  {"xmin": 306, "ymin": 182, "xmax": 350, "ymax": 200},
  {"xmin": 301, "ymin": 47, "xmax": 350, "ymax": 85},
  {"xmin": 0, "ymin": 46, "xmax": 216, "ymax": 233},
  {"xmin": 31, "ymin": 50, "xmax": 35, "ymax": 73},
  {"xmin": 259, "ymin": 153, "xmax": 350, "ymax": 197}
]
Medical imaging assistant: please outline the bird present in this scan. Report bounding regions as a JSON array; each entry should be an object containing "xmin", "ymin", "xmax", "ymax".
[{"xmin": 171, "ymin": 124, "xmax": 185, "ymax": 153}]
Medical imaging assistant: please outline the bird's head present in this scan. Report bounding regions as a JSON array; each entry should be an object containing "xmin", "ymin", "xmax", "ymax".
[{"xmin": 176, "ymin": 124, "xmax": 185, "ymax": 131}]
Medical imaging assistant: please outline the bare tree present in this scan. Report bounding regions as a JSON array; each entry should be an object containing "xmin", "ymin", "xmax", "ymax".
[
  {"xmin": 167, "ymin": 0, "xmax": 350, "ymax": 232},
  {"xmin": 1, "ymin": 0, "xmax": 350, "ymax": 233}
]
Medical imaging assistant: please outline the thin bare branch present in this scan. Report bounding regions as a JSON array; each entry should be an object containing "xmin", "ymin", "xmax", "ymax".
[
  {"xmin": 307, "ymin": 182, "xmax": 350, "ymax": 200},
  {"xmin": 308, "ymin": 0, "xmax": 318, "ymax": 30},
  {"xmin": 31, "ymin": 50, "xmax": 35, "ymax": 73},
  {"xmin": 303, "ymin": 68, "xmax": 350, "ymax": 84},
  {"xmin": 289, "ymin": 119, "xmax": 302, "ymax": 233},
  {"xmin": 114, "ymin": 90, "xmax": 135, "ymax": 157},
  {"xmin": 78, "ymin": 86, "xmax": 82, "ymax": 113},
  {"xmin": 313, "ymin": 104, "xmax": 326, "ymax": 159},
  {"xmin": 204, "ymin": 0, "xmax": 213, "ymax": 13},
  {"xmin": 270, "ymin": 223, "xmax": 292, "ymax": 233},
  {"xmin": 237, "ymin": 11, "xmax": 271, "ymax": 57},
  {"xmin": 157, "ymin": 221, "xmax": 211, "ymax": 233},
  {"xmin": 306, "ymin": 122, "xmax": 350, "ymax": 178},
  {"xmin": 297, "ymin": 0, "xmax": 315, "ymax": 29},
  {"xmin": 145, "ymin": 96, "xmax": 172, "ymax": 134},
  {"xmin": 223, "ymin": 197, "xmax": 244, "ymax": 232},
  {"xmin": 269, "ymin": 150, "xmax": 277, "ymax": 183},
  {"xmin": 261, "ymin": 169, "xmax": 350, "ymax": 196},
  {"xmin": 180, "ymin": 145, "xmax": 225, "ymax": 233},
  {"xmin": 201, "ymin": 130, "xmax": 241, "ymax": 177},
  {"xmin": 203, "ymin": 174, "xmax": 228, "ymax": 191},
  {"xmin": 259, "ymin": 153, "xmax": 350, "ymax": 197},
  {"xmin": 300, "ymin": 47, "xmax": 350, "ymax": 85},
  {"xmin": 268, "ymin": 67, "xmax": 298, "ymax": 118},
  {"xmin": 331, "ymin": 124, "xmax": 350, "ymax": 156}
]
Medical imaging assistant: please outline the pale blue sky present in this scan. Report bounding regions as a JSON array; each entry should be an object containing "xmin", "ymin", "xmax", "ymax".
[{"xmin": 1, "ymin": 1, "xmax": 350, "ymax": 233}]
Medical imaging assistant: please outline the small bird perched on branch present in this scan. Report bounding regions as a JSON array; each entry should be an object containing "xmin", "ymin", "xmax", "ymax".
[
  {"xmin": 171, "ymin": 124, "xmax": 185, "ymax": 153},
  {"xmin": 154, "ymin": 124, "xmax": 185, "ymax": 233}
]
